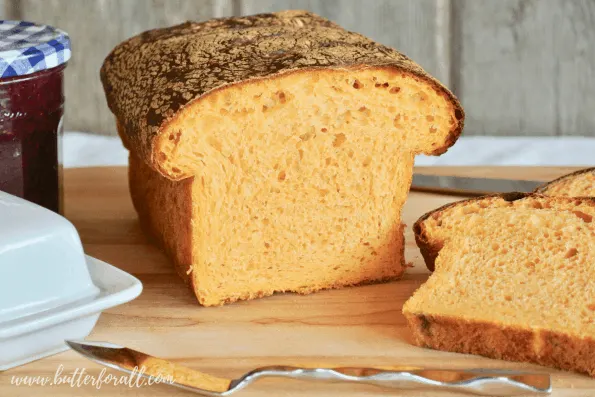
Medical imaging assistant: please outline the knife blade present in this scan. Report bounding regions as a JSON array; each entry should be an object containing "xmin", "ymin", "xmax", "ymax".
[
  {"xmin": 411, "ymin": 174, "xmax": 544, "ymax": 196},
  {"xmin": 66, "ymin": 340, "xmax": 551, "ymax": 396}
]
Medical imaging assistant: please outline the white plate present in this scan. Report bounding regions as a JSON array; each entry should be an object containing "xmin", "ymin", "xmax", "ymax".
[{"xmin": 0, "ymin": 255, "xmax": 142, "ymax": 371}]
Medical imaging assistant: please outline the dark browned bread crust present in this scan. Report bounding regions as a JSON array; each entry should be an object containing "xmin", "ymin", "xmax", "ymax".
[
  {"xmin": 534, "ymin": 167, "xmax": 595, "ymax": 194},
  {"xmin": 128, "ymin": 153, "xmax": 195, "ymax": 290},
  {"xmin": 413, "ymin": 192, "xmax": 529, "ymax": 271},
  {"xmin": 405, "ymin": 313, "xmax": 595, "ymax": 377},
  {"xmin": 100, "ymin": 10, "xmax": 464, "ymax": 175}
]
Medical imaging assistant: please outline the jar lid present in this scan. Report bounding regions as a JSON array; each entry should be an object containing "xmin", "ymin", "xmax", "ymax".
[{"xmin": 0, "ymin": 20, "xmax": 71, "ymax": 78}]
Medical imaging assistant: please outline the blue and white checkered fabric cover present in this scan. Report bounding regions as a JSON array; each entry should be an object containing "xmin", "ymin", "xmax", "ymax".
[{"xmin": 0, "ymin": 20, "xmax": 71, "ymax": 78}]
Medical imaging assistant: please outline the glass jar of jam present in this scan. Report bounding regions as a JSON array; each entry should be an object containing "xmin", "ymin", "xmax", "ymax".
[{"xmin": 0, "ymin": 21, "xmax": 71, "ymax": 213}]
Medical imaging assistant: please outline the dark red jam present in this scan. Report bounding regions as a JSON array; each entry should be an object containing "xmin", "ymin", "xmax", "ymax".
[{"xmin": 0, "ymin": 64, "xmax": 65, "ymax": 213}]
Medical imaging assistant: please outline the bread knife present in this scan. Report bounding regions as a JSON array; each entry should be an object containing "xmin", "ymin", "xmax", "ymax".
[
  {"xmin": 66, "ymin": 340, "xmax": 551, "ymax": 396},
  {"xmin": 411, "ymin": 174, "xmax": 544, "ymax": 196}
]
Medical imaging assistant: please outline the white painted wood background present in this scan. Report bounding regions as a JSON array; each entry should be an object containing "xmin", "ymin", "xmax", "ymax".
[{"xmin": 2, "ymin": 0, "xmax": 594, "ymax": 137}]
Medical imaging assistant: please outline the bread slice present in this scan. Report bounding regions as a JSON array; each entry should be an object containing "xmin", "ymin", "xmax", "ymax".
[
  {"xmin": 405, "ymin": 193, "xmax": 595, "ymax": 376},
  {"xmin": 101, "ymin": 11, "xmax": 464, "ymax": 306},
  {"xmin": 535, "ymin": 168, "xmax": 595, "ymax": 197}
]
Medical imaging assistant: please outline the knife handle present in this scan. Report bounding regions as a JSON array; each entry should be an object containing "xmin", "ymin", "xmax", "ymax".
[{"xmin": 231, "ymin": 366, "xmax": 551, "ymax": 396}]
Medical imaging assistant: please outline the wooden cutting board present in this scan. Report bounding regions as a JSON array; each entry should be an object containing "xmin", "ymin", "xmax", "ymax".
[{"xmin": 2, "ymin": 166, "xmax": 593, "ymax": 397}]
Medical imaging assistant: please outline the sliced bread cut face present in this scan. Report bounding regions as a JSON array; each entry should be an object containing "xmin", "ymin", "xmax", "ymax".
[
  {"xmin": 103, "ymin": 11, "xmax": 464, "ymax": 306},
  {"xmin": 129, "ymin": 147, "xmax": 412, "ymax": 306},
  {"xmin": 405, "ymin": 194, "xmax": 595, "ymax": 376},
  {"xmin": 536, "ymin": 168, "xmax": 595, "ymax": 197},
  {"xmin": 413, "ymin": 192, "xmax": 595, "ymax": 271}
]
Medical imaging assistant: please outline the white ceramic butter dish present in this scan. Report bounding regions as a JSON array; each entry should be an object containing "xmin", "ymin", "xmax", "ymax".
[{"xmin": 0, "ymin": 191, "xmax": 142, "ymax": 370}]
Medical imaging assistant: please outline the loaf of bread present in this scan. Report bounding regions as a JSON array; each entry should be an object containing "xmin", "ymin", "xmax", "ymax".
[
  {"xmin": 404, "ymin": 193, "xmax": 595, "ymax": 376},
  {"xmin": 535, "ymin": 168, "xmax": 595, "ymax": 197},
  {"xmin": 101, "ymin": 10, "xmax": 464, "ymax": 306}
]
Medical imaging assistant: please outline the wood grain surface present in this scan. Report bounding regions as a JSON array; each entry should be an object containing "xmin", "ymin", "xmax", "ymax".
[
  {"xmin": 454, "ymin": 0, "xmax": 595, "ymax": 136},
  {"xmin": 1, "ymin": 0, "xmax": 18, "ymax": 21},
  {"xmin": 1, "ymin": 166, "xmax": 594, "ymax": 396},
  {"xmin": 1, "ymin": 1, "xmax": 9, "ymax": 19},
  {"xmin": 15, "ymin": 0, "xmax": 234, "ymax": 135},
  {"xmin": 8, "ymin": 0, "xmax": 595, "ymax": 137}
]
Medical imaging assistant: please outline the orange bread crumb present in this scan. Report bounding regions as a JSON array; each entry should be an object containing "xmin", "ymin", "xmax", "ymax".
[
  {"xmin": 536, "ymin": 168, "xmax": 595, "ymax": 197},
  {"xmin": 405, "ymin": 194, "xmax": 595, "ymax": 376}
]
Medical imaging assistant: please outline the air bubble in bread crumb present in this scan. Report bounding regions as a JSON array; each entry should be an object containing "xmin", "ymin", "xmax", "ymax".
[
  {"xmin": 573, "ymin": 210, "xmax": 593, "ymax": 223},
  {"xmin": 300, "ymin": 132, "xmax": 314, "ymax": 141},
  {"xmin": 277, "ymin": 91, "xmax": 286, "ymax": 103},
  {"xmin": 333, "ymin": 133, "xmax": 346, "ymax": 147},
  {"xmin": 414, "ymin": 91, "xmax": 428, "ymax": 101},
  {"xmin": 565, "ymin": 248, "xmax": 578, "ymax": 259}
]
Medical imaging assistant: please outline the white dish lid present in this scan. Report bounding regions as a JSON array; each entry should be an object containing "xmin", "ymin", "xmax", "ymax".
[{"xmin": 0, "ymin": 191, "xmax": 100, "ymax": 323}]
